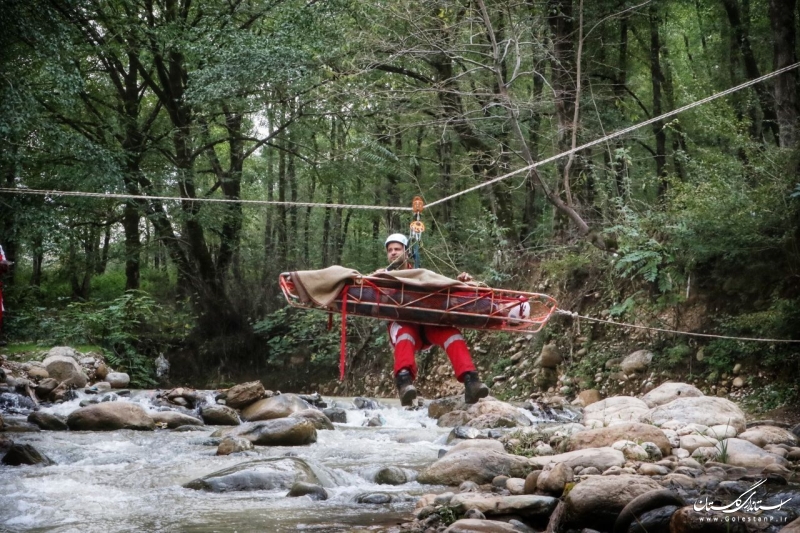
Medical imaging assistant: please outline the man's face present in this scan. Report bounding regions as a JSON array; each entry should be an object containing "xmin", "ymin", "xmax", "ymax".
[{"xmin": 386, "ymin": 242, "xmax": 406, "ymax": 264}]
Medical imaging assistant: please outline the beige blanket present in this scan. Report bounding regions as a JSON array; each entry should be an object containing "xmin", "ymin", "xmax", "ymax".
[{"xmin": 290, "ymin": 266, "xmax": 469, "ymax": 307}]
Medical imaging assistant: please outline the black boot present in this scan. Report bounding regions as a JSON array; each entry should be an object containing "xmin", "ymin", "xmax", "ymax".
[
  {"xmin": 395, "ymin": 369, "xmax": 417, "ymax": 407},
  {"xmin": 463, "ymin": 371, "xmax": 489, "ymax": 404}
]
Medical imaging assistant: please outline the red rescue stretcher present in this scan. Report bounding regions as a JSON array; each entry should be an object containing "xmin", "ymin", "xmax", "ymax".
[
  {"xmin": 279, "ymin": 273, "xmax": 557, "ymax": 333},
  {"xmin": 279, "ymin": 272, "xmax": 558, "ymax": 380}
]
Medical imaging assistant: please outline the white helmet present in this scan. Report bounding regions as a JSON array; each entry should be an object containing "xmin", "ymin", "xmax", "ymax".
[{"xmin": 385, "ymin": 233, "xmax": 408, "ymax": 248}]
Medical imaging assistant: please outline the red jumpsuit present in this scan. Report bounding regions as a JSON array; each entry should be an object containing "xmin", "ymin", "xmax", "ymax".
[{"xmin": 387, "ymin": 262, "xmax": 477, "ymax": 382}]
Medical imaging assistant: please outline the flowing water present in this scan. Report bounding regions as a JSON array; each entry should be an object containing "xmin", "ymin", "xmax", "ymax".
[{"xmin": 0, "ymin": 392, "xmax": 465, "ymax": 533}]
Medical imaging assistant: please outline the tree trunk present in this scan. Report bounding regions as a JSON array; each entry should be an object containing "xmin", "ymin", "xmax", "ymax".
[
  {"xmin": 769, "ymin": 0, "xmax": 799, "ymax": 148},
  {"xmin": 649, "ymin": 4, "xmax": 668, "ymax": 199},
  {"xmin": 721, "ymin": 0, "xmax": 781, "ymax": 144}
]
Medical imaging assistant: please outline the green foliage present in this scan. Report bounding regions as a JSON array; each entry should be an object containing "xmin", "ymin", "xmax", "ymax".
[
  {"xmin": 8, "ymin": 291, "xmax": 192, "ymax": 387},
  {"xmin": 252, "ymin": 307, "xmax": 340, "ymax": 369},
  {"xmin": 662, "ymin": 343, "xmax": 692, "ymax": 368},
  {"xmin": 606, "ymin": 206, "xmax": 679, "ymax": 294},
  {"xmin": 435, "ymin": 506, "xmax": 458, "ymax": 526}
]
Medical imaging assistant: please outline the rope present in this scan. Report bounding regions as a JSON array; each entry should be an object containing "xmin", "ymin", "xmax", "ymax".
[
  {"xmin": 426, "ymin": 62, "xmax": 800, "ymax": 208},
  {"xmin": 0, "ymin": 188, "xmax": 412, "ymax": 211},
  {"xmin": 555, "ymin": 308, "xmax": 800, "ymax": 343}
]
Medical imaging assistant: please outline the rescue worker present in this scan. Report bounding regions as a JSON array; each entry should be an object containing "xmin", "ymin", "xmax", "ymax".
[{"xmin": 380, "ymin": 233, "xmax": 490, "ymax": 406}]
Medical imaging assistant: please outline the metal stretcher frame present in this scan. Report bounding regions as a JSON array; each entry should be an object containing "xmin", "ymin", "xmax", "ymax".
[{"xmin": 279, "ymin": 273, "xmax": 558, "ymax": 333}]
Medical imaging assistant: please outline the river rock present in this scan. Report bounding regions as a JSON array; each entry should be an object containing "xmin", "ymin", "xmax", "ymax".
[
  {"xmin": 444, "ymin": 519, "xmax": 520, "ymax": 533},
  {"xmin": 560, "ymin": 475, "xmax": 663, "ymax": 531},
  {"xmin": 287, "ymin": 481, "xmax": 328, "ymax": 500},
  {"xmin": 35, "ymin": 378, "xmax": 59, "ymax": 399},
  {"xmin": 706, "ymin": 424, "xmax": 737, "ymax": 439},
  {"xmin": 463, "ymin": 398, "xmax": 531, "ymax": 428},
  {"xmin": 439, "ymin": 411, "xmax": 472, "ymax": 428},
  {"xmin": 150, "ymin": 410, "xmax": 203, "ymax": 428},
  {"xmin": 611, "ymin": 440, "xmax": 649, "ymax": 461},
  {"xmin": 27, "ymin": 364, "xmax": 49, "ymax": 380},
  {"xmin": 449, "ymin": 493, "xmax": 558, "ymax": 517},
  {"xmin": 536, "ymin": 462, "xmax": 573, "ymax": 494},
  {"xmin": 216, "ymin": 435, "xmax": 254, "ymax": 455},
  {"xmin": 782, "ymin": 517, "xmax": 800, "ymax": 533},
  {"xmin": 736, "ymin": 425, "xmax": 798, "ymax": 447},
  {"xmin": 641, "ymin": 382, "xmax": 704, "ymax": 407},
  {"xmin": 567, "ymin": 422, "xmax": 671, "ymax": 457},
  {"xmin": 67, "ymin": 401, "xmax": 155, "ymax": 431},
  {"xmin": 539, "ymin": 343, "xmax": 562, "ymax": 368},
  {"xmin": 529, "ymin": 447, "xmax": 625, "ymax": 471},
  {"xmin": 446, "ymin": 439, "xmax": 506, "ymax": 456},
  {"xmin": 105, "ymin": 372, "xmax": 130, "ymax": 389},
  {"xmin": 714, "ymin": 438, "xmax": 790, "ymax": 468},
  {"xmin": 184, "ymin": 456, "xmax": 321, "ymax": 492},
  {"xmin": 583, "ymin": 396, "xmax": 649, "ymax": 427},
  {"xmin": 231, "ymin": 418, "xmax": 317, "ymax": 446},
  {"xmin": 679, "ymin": 434, "xmax": 719, "ymax": 453},
  {"xmin": 643, "ymin": 396, "xmax": 746, "ymax": 432},
  {"xmin": 241, "ymin": 393, "xmax": 311, "ymax": 422},
  {"xmin": 289, "ymin": 409, "xmax": 334, "ymax": 430},
  {"xmin": 375, "ymin": 466, "xmax": 408, "ymax": 485},
  {"xmin": 200, "ymin": 405, "xmax": 240, "ymax": 425},
  {"xmin": 575, "ymin": 389, "xmax": 602, "ymax": 407},
  {"xmin": 417, "ymin": 449, "xmax": 531, "ymax": 485},
  {"xmin": 27, "ymin": 411, "xmax": 68, "ymax": 431},
  {"xmin": 428, "ymin": 396, "xmax": 465, "ymax": 419},
  {"xmin": 46, "ymin": 346, "xmax": 78, "ymax": 360},
  {"xmin": 42, "ymin": 354, "xmax": 88, "ymax": 388},
  {"xmin": 322, "ymin": 407, "xmax": 347, "ymax": 423},
  {"xmin": 2, "ymin": 443, "xmax": 54, "ymax": 466},
  {"xmin": 620, "ymin": 349, "xmax": 653, "ymax": 374},
  {"xmin": 224, "ymin": 380, "xmax": 265, "ymax": 409}
]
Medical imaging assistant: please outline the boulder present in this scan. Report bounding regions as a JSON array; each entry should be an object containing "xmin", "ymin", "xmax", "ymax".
[
  {"xmin": 619, "ymin": 350, "xmax": 653, "ymax": 374},
  {"xmin": 106, "ymin": 372, "xmax": 130, "ymax": 389},
  {"xmin": 224, "ymin": 380, "xmax": 265, "ymax": 409},
  {"xmin": 575, "ymin": 389, "xmax": 602, "ymax": 407},
  {"xmin": 2, "ymin": 443, "xmax": 54, "ymax": 466},
  {"xmin": 230, "ymin": 418, "xmax": 317, "ymax": 446},
  {"xmin": 444, "ymin": 519, "xmax": 520, "ymax": 533},
  {"xmin": 240, "ymin": 393, "xmax": 311, "ymax": 422},
  {"xmin": 322, "ymin": 408, "xmax": 347, "ymax": 423},
  {"xmin": 289, "ymin": 409, "xmax": 334, "ymax": 430},
  {"xmin": 448, "ymin": 493, "xmax": 558, "ymax": 517},
  {"xmin": 287, "ymin": 481, "xmax": 328, "ymax": 501},
  {"xmin": 27, "ymin": 411, "xmax": 69, "ymax": 431},
  {"xmin": 641, "ymin": 382, "xmax": 704, "ymax": 408},
  {"xmin": 200, "ymin": 405, "xmax": 240, "ymax": 426},
  {"xmin": 216, "ymin": 436, "xmax": 254, "ymax": 455},
  {"xmin": 679, "ymin": 434, "xmax": 719, "ymax": 454},
  {"xmin": 463, "ymin": 399, "xmax": 531, "ymax": 428},
  {"xmin": 375, "ymin": 466, "xmax": 408, "ymax": 485},
  {"xmin": 35, "ymin": 378, "xmax": 59, "ymax": 399},
  {"xmin": 150, "ymin": 410, "xmax": 203, "ymax": 428},
  {"xmin": 611, "ymin": 440, "xmax": 649, "ymax": 461},
  {"xmin": 446, "ymin": 439, "xmax": 506, "ymax": 456},
  {"xmin": 67, "ymin": 401, "xmax": 155, "ymax": 431},
  {"xmin": 428, "ymin": 396, "xmax": 466, "ymax": 419},
  {"xmin": 529, "ymin": 447, "xmax": 626, "ymax": 472},
  {"xmin": 736, "ymin": 425, "xmax": 798, "ymax": 448},
  {"xmin": 184, "ymin": 457, "xmax": 321, "ymax": 492},
  {"xmin": 714, "ymin": 438, "xmax": 790, "ymax": 468},
  {"xmin": 536, "ymin": 462, "xmax": 573, "ymax": 495},
  {"xmin": 705, "ymin": 424, "xmax": 737, "ymax": 439},
  {"xmin": 561, "ymin": 475, "xmax": 663, "ymax": 531},
  {"xmin": 42, "ymin": 354, "xmax": 88, "ymax": 388},
  {"xmin": 46, "ymin": 346, "xmax": 78, "ymax": 360},
  {"xmin": 539, "ymin": 343, "xmax": 562, "ymax": 368},
  {"xmin": 643, "ymin": 396, "xmax": 746, "ymax": 432},
  {"xmin": 567, "ymin": 422, "xmax": 671, "ymax": 457},
  {"xmin": 583, "ymin": 396, "xmax": 650, "ymax": 426},
  {"xmin": 418, "ymin": 449, "xmax": 531, "ymax": 485}
]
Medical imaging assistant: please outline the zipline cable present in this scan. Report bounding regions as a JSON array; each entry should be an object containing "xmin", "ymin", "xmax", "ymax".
[
  {"xmin": 426, "ymin": 62, "xmax": 800, "ymax": 209},
  {"xmin": 0, "ymin": 188, "xmax": 412, "ymax": 211},
  {"xmin": 555, "ymin": 309, "xmax": 800, "ymax": 343}
]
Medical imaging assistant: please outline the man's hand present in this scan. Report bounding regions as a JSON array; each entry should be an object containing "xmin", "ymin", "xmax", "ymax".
[{"xmin": 456, "ymin": 272, "xmax": 473, "ymax": 282}]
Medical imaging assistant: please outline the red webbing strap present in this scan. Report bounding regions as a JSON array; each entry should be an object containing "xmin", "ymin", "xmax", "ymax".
[{"xmin": 339, "ymin": 289, "xmax": 348, "ymax": 381}]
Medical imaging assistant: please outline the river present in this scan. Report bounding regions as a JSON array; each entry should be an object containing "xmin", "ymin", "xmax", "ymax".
[{"xmin": 0, "ymin": 391, "xmax": 471, "ymax": 533}]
